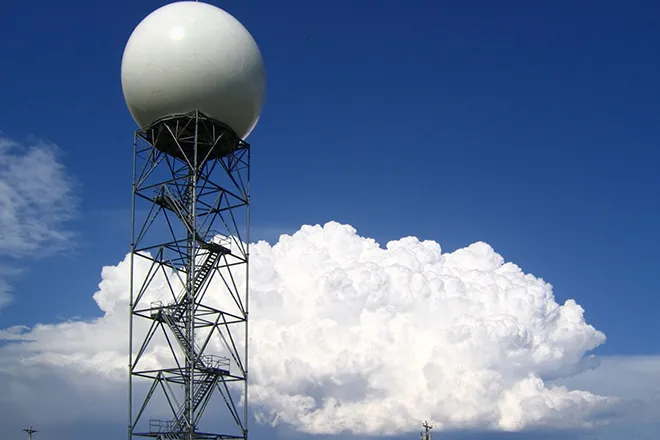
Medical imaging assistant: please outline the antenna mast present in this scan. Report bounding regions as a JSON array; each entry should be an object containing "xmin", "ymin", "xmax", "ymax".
[
  {"xmin": 23, "ymin": 426, "xmax": 38, "ymax": 440},
  {"xmin": 421, "ymin": 421, "xmax": 433, "ymax": 440}
]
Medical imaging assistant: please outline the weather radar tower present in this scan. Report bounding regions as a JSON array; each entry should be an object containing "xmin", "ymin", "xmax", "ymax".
[{"xmin": 121, "ymin": 3, "xmax": 265, "ymax": 440}]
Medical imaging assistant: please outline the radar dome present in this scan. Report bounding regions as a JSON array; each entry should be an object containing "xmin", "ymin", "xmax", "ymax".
[{"xmin": 121, "ymin": 1, "xmax": 266, "ymax": 139}]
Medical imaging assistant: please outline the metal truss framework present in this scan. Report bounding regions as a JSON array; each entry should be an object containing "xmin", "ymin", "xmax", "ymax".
[{"xmin": 128, "ymin": 111, "xmax": 250, "ymax": 440}]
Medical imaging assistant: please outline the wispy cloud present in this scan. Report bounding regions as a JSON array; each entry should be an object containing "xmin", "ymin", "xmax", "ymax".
[{"xmin": 0, "ymin": 133, "xmax": 78, "ymax": 308}]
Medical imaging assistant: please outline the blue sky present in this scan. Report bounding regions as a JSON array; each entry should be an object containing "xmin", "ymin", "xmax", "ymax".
[{"xmin": 1, "ymin": 0, "xmax": 659, "ymax": 439}]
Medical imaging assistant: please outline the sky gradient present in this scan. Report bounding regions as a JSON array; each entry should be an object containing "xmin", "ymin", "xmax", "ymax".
[{"xmin": 1, "ymin": 0, "xmax": 659, "ymax": 439}]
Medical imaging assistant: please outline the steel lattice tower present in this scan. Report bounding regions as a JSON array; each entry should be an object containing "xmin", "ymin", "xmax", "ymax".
[{"xmin": 128, "ymin": 111, "xmax": 250, "ymax": 440}]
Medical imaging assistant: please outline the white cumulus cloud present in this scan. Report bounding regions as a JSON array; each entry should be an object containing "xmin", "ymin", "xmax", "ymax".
[
  {"xmin": 0, "ymin": 134, "xmax": 78, "ymax": 308},
  {"xmin": 0, "ymin": 222, "xmax": 610, "ymax": 434}
]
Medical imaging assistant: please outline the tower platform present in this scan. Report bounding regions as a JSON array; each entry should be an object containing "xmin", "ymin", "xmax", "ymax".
[{"xmin": 136, "ymin": 111, "xmax": 245, "ymax": 164}]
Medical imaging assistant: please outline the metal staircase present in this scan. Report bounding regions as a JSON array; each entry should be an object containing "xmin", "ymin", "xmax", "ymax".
[
  {"xmin": 150, "ymin": 311, "xmax": 229, "ymax": 440},
  {"xmin": 152, "ymin": 189, "xmax": 231, "ymax": 322},
  {"xmin": 153, "ymin": 193, "xmax": 232, "ymax": 255},
  {"xmin": 161, "ymin": 312, "xmax": 195, "ymax": 360},
  {"xmin": 146, "ymin": 188, "xmax": 232, "ymax": 440},
  {"xmin": 169, "ymin": 249, "xmax": 220, "ymax": 322},
  {"xmin": 170, "ymin": 367, "xmax": 224, "ymax": 433},
  {"xmin": 149, "ymin": 361, "xmax": 224, "ymax": 439}
]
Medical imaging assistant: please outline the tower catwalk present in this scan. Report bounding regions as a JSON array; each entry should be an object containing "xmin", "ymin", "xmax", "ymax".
[{"xmin": 128, "ymin": 111, "xmax": 250, "ymax": 440}]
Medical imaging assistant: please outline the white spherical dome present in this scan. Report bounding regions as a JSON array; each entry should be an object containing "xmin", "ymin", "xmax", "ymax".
[{"xmin": 121, "ymin": 1, "xmax": 266, "ymax": 139}]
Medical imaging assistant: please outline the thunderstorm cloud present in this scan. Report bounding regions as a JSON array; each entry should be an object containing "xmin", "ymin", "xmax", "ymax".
[{"xmin": 0, "ymin": 222, "xmax": 612, "ymax": 434}]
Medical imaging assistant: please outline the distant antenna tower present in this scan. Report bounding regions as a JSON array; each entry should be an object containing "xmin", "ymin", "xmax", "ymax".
[
  {"xmin": 421, "ymin": 421, "xmax": 433, "ymax": 440},
  {"xmin": 22, "ymin": 426, "xmax": 37, "ymax": 440},
  {"xmin": 122, "ymin": 2, "xmax": 265, "ymax": 440}
]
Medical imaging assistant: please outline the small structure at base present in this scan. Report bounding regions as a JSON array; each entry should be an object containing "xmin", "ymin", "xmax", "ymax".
[
  {"xmin": 421, "ymin": 421, "xmax": 432, "ymax": 440},
  {"xmin": 23, "ymin": 426, "xmax": 38, "ymax": 440}
]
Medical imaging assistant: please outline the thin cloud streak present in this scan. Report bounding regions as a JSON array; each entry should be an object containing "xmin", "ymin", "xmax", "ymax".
[{"xmin": 0, "ymin": 133, "xmax": 78, "ymax": 309}]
